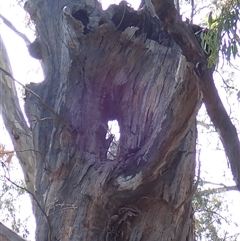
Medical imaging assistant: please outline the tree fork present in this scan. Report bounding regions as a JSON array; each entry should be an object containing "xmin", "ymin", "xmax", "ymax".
[
  {"xmin": 1, "ymin": 0, "xmax": 207, "ymax": 240},
  {"xmin": 152, "ymin": 0, "xmax": 240, "ymax": 190}
]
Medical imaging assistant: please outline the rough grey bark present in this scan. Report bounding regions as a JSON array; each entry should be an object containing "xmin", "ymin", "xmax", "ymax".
[{"xmin": 0, "ymin": 0, "xmax": 204, "ymax": 241}]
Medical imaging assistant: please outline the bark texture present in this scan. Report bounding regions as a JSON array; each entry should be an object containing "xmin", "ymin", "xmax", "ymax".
[{"xmin": 1, "ymin": 0, "xmax": 204, "ymax": 241}]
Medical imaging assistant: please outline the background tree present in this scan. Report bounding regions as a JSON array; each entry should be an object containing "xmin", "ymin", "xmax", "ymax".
[
  {"xmin": 194, "ymin": 179, "xmax": 240, "ymax": 241},
  {"xmin": 0, "ymin": 144, "xmax": 30, "ymax": 239},
  {"xmin": 0, "ymin": 0, "xmax": 240, "ymax": 241}
]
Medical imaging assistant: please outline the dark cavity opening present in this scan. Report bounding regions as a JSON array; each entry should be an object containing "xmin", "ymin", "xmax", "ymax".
[
  {"xmin": 72, "ymin": 10, "xmax": 89, "ymax": 34},
  {"xmin": 111, "ymin": 3, "xmax": 174, "ymax": 46}
]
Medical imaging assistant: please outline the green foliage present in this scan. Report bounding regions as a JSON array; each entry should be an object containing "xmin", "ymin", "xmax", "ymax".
[
  {"xmin": 204, "ymin": 0, "xmax": 240, "ymax": 67},
  {"xmin": 0, "ymin": 175, "xmax": 30, "ymax": 238},
  {"xmin": 194, "ymin": 180, "xmax": 239, "ymax": 241},
  {"xmin": 0, "ymin": 145, "xmax": 30, "ymax": 239},
  {"xmin": 201, "ymin": 28, "xmax": 220, "ymax": 68}
]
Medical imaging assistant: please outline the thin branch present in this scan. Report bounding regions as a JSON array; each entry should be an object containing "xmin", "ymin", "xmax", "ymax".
[
  {"xmin": 215, "ymin": 70, "xmax": 239, "ymax": 92},
  {"xmin": 197, "ymin": 120, "xmax": 214, "ymax": 129},
  {"xmin": 152, "ymin": 0, "xmax": 240, "ymax": 191},
  {"xmin": 0, "ymin": 66, "xmax": 66, "ymax": 124},
  {"xmin": 4, "ymin": 176, "xmax": 52, "ymax": 241},
  {"xmin": 202, "ymin": 180, "xmax": 236, "ymax": 188},
  {"xmin": 198, "ymin": 185, "xmax": 238, "ymax": 195},
  {"xmin": 190, "ymin": 0, "xmax": 194, "ymax": 23},
  {"xmin": 116, "ymin": 2, "xmax": 127, "ymax": 30},
  {"xmin": 0, "ymin": 222, "xmax": 27, "ymax": 241},
  {"xmin": 197, "ymin": 208, "xmax": 230, "ymax": 225},
  {"xmin": 225, "ymin": 232, "xmax": 240, "ymax": 240},
  {"xmin": 199, "ymin": 180, "xmax": 238, "ymax": 194},
  {"xmin": 0, "ymin": 14, "xmax": 31, "ymax": 46}
]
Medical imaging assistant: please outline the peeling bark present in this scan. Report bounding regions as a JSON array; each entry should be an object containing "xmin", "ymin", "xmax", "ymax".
[{"xmin": 0, "ymin": 0, "xmax": 214, "ymax": 240}]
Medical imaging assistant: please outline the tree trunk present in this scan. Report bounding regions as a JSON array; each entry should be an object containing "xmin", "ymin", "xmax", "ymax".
[{"xmin": 1, "ymin": 0, "xmax": 203, "ymax": 240}]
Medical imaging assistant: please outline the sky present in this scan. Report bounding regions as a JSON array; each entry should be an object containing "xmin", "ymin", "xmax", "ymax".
[{"xmin": 0, "ymin": 0, "xmax": 240, "ymax": 240}]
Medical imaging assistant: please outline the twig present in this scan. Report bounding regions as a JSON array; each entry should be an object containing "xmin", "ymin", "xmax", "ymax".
[
  {"xmin": 0, "ymin": 14, "xmax": 31, "ymax": 46},
  {"xmin": 4, "ymin": 176, "xmax": 53, "ymax": 241},
  {"xmin": 0, "ymin": 66, "xmax": 66, "ymax": 125},
  {"xmin": 198, "ymin": 185, "xmax": 238, "ymax": 195},
  {"xmin": 116, "ymin": 2, "xmax": 127, "ymax": 30},
  {"xmin": 216, "ymin": 70, "xmax": 238, "ymax": 91},
  {"xmin": 190, "ymin": 0, "xmax": 194, "ymax": 23}
]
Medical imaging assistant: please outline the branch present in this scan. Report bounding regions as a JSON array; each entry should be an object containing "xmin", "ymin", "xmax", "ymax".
[
  {"xmin": 197, "ymin": 185, "xmax": 238, "ymax": 195},
  {"xmin": 0, "ymin": 222, "xmax": 27, "ymax": 241},
  {"xmin": 0, "ymin": 65, "xmax": 65, "ymax": 123},
  {"xmin": 153, "ymin": 0, "xmax": 240, "ymax": 190},
  {"xmin": 197, "ymin": 120, "xmax": 214, "ymax": 129},
  {"xmin": 4, "ymin": 176, "xmax": 52, "ymax": 241},
  {"xmin": 199, "ymin": 180, "xmax": 238, "ymax": 194},
  {"xmin": 202, "ymin": 71, "xmax": 240, "ymax": 190},
  {"xmin": 152, "ymin": 0, "xmax": 206, "ymax": 69},
  {"xmin": 0, "ymin": 14, "xmax": 31, "ymax": 46},
  {"xmin": 0, "ymin": 35, "xmax": 35, "ymax": 193}
]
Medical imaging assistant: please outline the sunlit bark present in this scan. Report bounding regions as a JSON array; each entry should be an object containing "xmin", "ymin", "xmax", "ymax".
[{"xmin": 0, "ymin": 36, "xmax": 35, "ymax": 193}]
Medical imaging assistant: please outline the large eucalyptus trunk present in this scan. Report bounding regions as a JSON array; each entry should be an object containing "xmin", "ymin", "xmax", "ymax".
[{"xmin": 1, "ymin": 0, "xmax": 202, "ymax": 240}]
